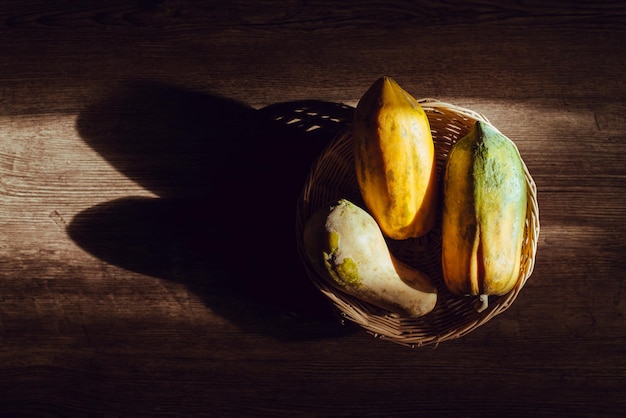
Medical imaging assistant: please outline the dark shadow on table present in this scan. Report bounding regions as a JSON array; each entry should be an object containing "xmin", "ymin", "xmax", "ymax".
[{"xmin": 68, "ymin": 80, "xmax": 357, "ymax": 341}]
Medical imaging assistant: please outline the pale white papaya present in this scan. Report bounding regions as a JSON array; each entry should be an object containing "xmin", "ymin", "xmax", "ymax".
[{"xmin": 303, "ymin": 199, "xmax": 437, "ymax": 317}]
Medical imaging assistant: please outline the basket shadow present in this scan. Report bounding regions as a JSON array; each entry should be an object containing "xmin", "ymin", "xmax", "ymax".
[{"xmin": 69, "ymin": 81, "xmax": 357, "ymax": 340}]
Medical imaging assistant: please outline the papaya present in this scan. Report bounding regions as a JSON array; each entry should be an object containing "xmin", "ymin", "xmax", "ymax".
[
  {"xmin": 353, "ymin": 76, "xmax": 438, "ymax": 240},
  {"xmin": 303, "ymin": 199, "xmax": 437, "ymax": 317},
  {"xmin": 442, "ymin": 121, "xmax": 527, "ymax": 298}
]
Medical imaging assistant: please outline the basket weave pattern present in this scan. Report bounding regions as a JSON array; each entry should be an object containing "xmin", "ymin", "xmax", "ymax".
[{"xmin": 296, "ymin": 99, "xmax": 540, "ymax": 347}]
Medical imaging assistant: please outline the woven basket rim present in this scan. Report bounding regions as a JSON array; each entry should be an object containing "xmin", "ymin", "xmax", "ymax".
[{"xmin": 296, "ymin": 99, "xmax": 540, "ymax": 347}]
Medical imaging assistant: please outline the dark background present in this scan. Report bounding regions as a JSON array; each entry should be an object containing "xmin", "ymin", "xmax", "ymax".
[{"xmin": 1, "ymin": 1, "xmax": 625, "ymax": 416}]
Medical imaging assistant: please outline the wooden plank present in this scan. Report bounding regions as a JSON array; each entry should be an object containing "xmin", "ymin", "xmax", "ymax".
[{"xmin": 1, "ymin": 0, "xmax": 625, "ymax": 416}]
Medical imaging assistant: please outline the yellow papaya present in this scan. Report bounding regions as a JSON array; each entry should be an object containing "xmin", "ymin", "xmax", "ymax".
[
  {"xmin": 353, "ymin": 76, "xmax": 438, "ymax": 240},
  {"xmin": 442, "ymin": 121, "xmax": 527, "ymax": 297}
]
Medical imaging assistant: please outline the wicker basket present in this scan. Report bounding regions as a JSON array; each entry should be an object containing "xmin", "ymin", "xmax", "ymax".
[{"xmin": 295, "ymin": 99, "xmax": 540, "ymax": 347}]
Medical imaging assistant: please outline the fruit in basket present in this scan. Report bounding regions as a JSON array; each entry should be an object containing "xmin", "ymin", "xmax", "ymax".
[
  {"xmin": 442, "ymin": 121, "xmax": 527, "ymax": 298},
  {"xmin": 352, "ymin": 76, "xmax": 438, "ymax": 240},
  {"xmin": 303, "ymin": 199, "xmax": 437, "ymax": 317}
]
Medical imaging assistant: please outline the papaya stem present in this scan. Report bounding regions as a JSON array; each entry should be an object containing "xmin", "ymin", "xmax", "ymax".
[{"xmin": 475, "ymin": 294, "xmax": 489, "ymax": 313}]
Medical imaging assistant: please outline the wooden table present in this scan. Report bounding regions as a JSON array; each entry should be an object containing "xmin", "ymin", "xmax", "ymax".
[{"xmin": 1, "ymin": 1, "xmax": 625, "ymax": 416}]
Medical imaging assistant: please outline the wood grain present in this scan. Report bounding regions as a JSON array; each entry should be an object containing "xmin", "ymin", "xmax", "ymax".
[{"xmin": 1, "ymin": 1, "xmax": 626, "ymax": 416}]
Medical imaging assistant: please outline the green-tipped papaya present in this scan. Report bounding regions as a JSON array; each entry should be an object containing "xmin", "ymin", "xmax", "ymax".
[{"xmin": 442, "ymin": 121, "xmax": 527, "ymax": 297}]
